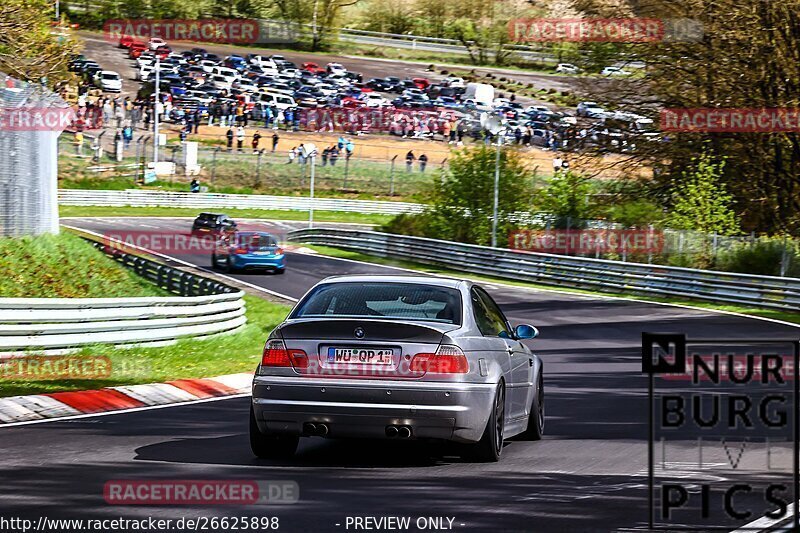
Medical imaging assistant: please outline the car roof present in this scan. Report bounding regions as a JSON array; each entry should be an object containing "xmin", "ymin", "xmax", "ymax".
[{"xmin": 319, "ymin": 275, "xmax": 465, "ymax": 289}]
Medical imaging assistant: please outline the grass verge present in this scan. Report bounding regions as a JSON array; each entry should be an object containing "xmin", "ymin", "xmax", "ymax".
[
  {"xmin": 0, "ymin": 296, "xmax": 291, "ymax": 398},
  {"xmin": 0, "ymin": 232, "xmax": 169, "ymax": 298},
  {"xmin": 299, "ymin": 244, "xmax": 800, "ymax": 326},
  {"xmin": 59, "ymin": 205, "xmax": 392, "ymax": 225}
]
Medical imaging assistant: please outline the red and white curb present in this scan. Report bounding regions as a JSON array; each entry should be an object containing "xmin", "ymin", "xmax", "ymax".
[{"xmin": 0, "ymin": 373, "xmax": 252, "ymax": 425}]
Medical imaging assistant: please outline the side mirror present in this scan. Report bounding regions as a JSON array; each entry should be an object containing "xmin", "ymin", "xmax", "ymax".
[{"xmin": 515, "ymin": 324, "xmax": 539, "ymax": 340}]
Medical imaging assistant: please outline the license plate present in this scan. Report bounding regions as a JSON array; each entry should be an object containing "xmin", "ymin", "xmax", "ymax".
[
  {"xmin": 252, "ymin": 251, "xmax": 272, "ymax": 255},
  {"xmin": 327, "ymin": 347, "xmax": 394, "ymax": 365}
]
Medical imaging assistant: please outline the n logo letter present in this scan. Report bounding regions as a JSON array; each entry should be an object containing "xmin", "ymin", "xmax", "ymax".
[{"xmin": 642, "ymin": 333, "xmax": 687, "ymax": 374}]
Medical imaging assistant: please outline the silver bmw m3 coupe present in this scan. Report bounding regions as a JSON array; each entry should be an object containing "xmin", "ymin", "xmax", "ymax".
[{"xmin": 250, "ymin": 275, "xmax": 544, "ymax": 462}]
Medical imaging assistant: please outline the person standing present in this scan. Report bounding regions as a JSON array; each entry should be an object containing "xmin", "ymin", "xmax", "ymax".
[
  {"xmin": 226, "ymin": 127, "xmax": 234, "ymax": 152},
  {"xmin": 345, "ymin": 139, "xmax": 354, "ymax": 160},
  {"xmin": 329, "ymin": 145, "xmax": 339, "ymax": 166},
  {"xmin": 252, "ymin": 131, "xmax": 261, "ymax": 153},
  {"xmin": 287, "ymin": 146, "xmax": 296, "ymax": 164},
  {"xmin": 190, "ymin": 178, "xmax": 200, "ymax": 193},
  {"xmin": 271, "ymin": 132, "xmax": 280, "ymax": 152},
  {"xmin": 74, "ymin": 130, "xmax": 84, "ymax": 156},
  {"xmin": 219, "ymin": 101, "xmax": 229, "ymax": 128},
  {"xmin": 236, "ymin": 125, "xmax": 245, "ymax": 152},
  {"xmin": 321, "ymin": 146, "xmax": 329, "ymax": 166},
  {"xmin": 405, "ymin": 150, "xmax": 415, "ymax": 172},
  {"xmin": 419, "ymin": 153, "xmax": 428, "ymax": 172}
]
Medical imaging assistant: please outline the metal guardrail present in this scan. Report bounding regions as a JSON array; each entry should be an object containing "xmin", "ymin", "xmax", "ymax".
[
  {"xmin": 288, "ymin": 228, "xmax": 800, "ymax": 312},
  {"xmin": 0, "ymin": 237, "xmax": 246, "ymax": 354},
  {"xmin": 58, "ymin": 189, "xmax": 425, "ymax": 215}
]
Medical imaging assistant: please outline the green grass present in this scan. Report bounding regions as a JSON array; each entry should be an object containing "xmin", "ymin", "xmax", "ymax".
[
  {"xmin": 0, "ymin": 296, "xmax": 291, "ymax": 398},
  {"xmin": 59, "ymin": 204, "xmax": 392, "ymax": 225},
  {"xmin": 298, "ymin": 244, "xmax": 800, "ymax": 326},
  {"xmin": 59, "ymin": 148, "xmax": 436, "ymax": 200},
  {"xmin": 0, "ymin": 233, "xmax": 169, "ymax": 298}
]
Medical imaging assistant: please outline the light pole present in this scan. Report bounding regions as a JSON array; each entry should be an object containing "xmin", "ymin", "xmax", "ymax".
[
  {"xmin": 485, "ymin": 115, "xmax": 506, "ymax": 248},
  {"xmin": 153, "ymin": 55, "xmax": 160, "ymax": 165},
  {"xmin": 304, "ymin": 143, "xmax": 318, "ymax": 228}
]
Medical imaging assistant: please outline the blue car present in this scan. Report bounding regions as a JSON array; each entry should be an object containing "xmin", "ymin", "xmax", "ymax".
[{"xmin": 212, "ymin": 231, "xmax": 286, "ymax": 274}]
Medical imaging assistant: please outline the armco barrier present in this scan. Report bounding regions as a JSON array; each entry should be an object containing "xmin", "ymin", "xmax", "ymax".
[
  {"xmin": 0, "ymin": 238, "xmax": 246, "ymax": 354},
  {"xmin": 58, "ymin": 189, "xmax": 425, "ymax": 215},
  {"xmin": 287, "ymin": 228, "xmax": 800, "ymax": 312}
]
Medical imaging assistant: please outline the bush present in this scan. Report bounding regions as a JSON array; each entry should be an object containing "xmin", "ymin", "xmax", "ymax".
[{"xmin": 716, "ymin": 238, "xmax": 800, "ymax": 277}]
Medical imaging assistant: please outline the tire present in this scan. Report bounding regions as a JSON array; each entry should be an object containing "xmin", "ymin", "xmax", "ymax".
[
  {"xmin": 225, "ymin": 257, "xmax": 235, "ymax": 273},
  {"xmin": 211, "ymin": 253, "xmax": 218, "ymax": 268},
  {"xmin": 275, "ymin": 268, "xmax": 286, "ymax": 275},
  {"xmin": 249, "ymin": 406, "xmax": 299, "ymax": 459},
  {"xmin": 519, "ymin": 374, "xmax": 544, "ymax": 440},
  {"xmin": 467, "ymin": 382, "xmax": 505, "ymax": 462}
]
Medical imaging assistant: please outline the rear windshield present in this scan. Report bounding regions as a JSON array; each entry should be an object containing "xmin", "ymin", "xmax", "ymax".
[
  {"xmin": 197, "ymin": 213, "xmax": 219, "ymax": 221},
  {"xmin": 235, "ymin": 233, "xmax": 277, "ymax": 247},
  {"xmin": 291, "ymin": 283, "xmax": 462, "ymax": 325}
]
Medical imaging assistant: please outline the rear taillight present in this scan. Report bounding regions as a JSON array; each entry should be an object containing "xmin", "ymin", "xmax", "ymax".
[
  {"xmin": 234, "ymin": 247, "xmax": 248, "ymax": 254},
  {"xmin": 261, "ymin": 339, "xmax": 307, "ymax": 369},
  {"xmin": 410, "ymin": 345, "xmax": 469, "ymax": 374}
]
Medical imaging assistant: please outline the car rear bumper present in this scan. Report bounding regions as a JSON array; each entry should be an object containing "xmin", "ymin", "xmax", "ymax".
[
  {"xmin": 251, "ymin": 376, "xmax": 495, "ymax": 443},
  {"xmin": 232, "ymin": 254, "xmax": 285, "ymax": 270}
]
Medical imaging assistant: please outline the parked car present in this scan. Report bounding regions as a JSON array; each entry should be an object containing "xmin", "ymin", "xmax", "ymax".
[
  {"xmin": 191, "ymin": 213, "xmax": 237, "ymax": 237},
  {"xmin": 212, "ymin": 231, "xmax": 285, "ymax": 274},
  {"xmin": 149, "ymin": 37, "xmax": 168, "ymax": 51},
  {"xmin": 96, "ymin": 71, "xmax": 122, "ymax": 92},
  {"xmin": 326, "ymin": 62, "xmax": 347, "ymax": 76},
  {"xmin": 555, "ymin": 63, "xmax": 580, "ymax": 74},
  {"xmin": 600, "ymin": 66, "xmax": 631, "ymax": 77},
  {"xmin": 576, "ymin": 101, "xmax": 606, "ymax": 118},
  {"xmin": 250, "ymin": 275, "xmax": 544, "ymax": 461}
]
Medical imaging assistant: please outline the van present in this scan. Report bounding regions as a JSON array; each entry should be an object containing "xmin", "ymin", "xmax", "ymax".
[
  {"xmin": 210, "ymin": 66, "xmax": 239, "ymax": 83},
  {"xmin": 260, "ymin": 92, "xmax": 296, "ymax": 111}
]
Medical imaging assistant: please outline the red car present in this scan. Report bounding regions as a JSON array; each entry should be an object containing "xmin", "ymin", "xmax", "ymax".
[
  {"xmin": 301, "ymin": 62, "xmax": 326, "ymax": 75},
  {"xmin": 154, "ymin": 46, "xmax": 171, "ymax": 59},
  {"xmin": 119, "ymin": 35, "xmax": 135, "ymax": 49},
  {"xmin": 128, "ymin": 42, "xmax": 147, "ymax": 59},
  {"xmin": 412, "ymin": 77, "xmax": 430, "ymax": 90}
]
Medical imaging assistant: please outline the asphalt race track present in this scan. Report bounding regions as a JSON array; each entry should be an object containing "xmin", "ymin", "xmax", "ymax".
[{"xmin": 2, "ymin": 217, "xmax": 798, "ymax": 532}]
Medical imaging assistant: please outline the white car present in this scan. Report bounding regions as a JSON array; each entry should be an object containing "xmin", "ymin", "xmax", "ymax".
[
  {"xmin": 493, "ymin": 97, "xmax": 512, "ymax": 108},
  {"xmin": 136, "ymin": 54, "xmax": 155, "ymax": 68},
  {"xmin": 210, "ymin": 74, "xmax": 232, "ymax": 90},
  {"xmin": 327, "ymin": 62, "xmax": 346, "ymax": 76},
  {"xmin": 250, "ymin": 55, "xmax": 278, "ymax": 70},
  {"xmin": 444, "ymin": 76, "xmax": 465, "ymax": 88},
  {"xmin": 149, "ymin": 38, "xmax": 167, "ymax": 51},
  {"xmin": 233, "ymin": 79, "xmax": 258, "ymax": 93},
  {"xmin": 327, "ymin": 75, "xmax": 350, "ymax": 88},
  {"xmin": 211, "ymin": 66, "xmax": 239, "ymax": 84},
  {"xmin": 556, "ymin": 63, "xmax": 580, "ymax": 74},
  {"xmin": 365, "ymin": 93, "xmax": 391, "ymax": 108},
  {"xmin": 576, "ymin": 101, "xmax": 606, "ymax": 118},
  {"xmin": 97, "ymin": 71, "xmax": 122, "ymax": 92},
  {"xmin": 136, "ymin": 64, "xmax": 154, "ymax": 81},
  {"xmin": 199, "ymin": 60, "xmax": 218, "ymax": 74},
  {"xmin": 600, "ymin": 66, "xmax": 631, "ymax": 77}
]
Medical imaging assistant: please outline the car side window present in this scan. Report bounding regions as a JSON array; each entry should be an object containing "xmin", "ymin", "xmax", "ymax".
[{"xmin": 471, "ymin": 288, "xmax": 511, "ymax": 337}]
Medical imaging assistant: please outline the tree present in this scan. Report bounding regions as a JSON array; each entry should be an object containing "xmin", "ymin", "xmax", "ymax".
[
  {"xmin": 574, "ymin": 0, "xmax": 800, "ymax": 234},
  {"xmin": 383, "ymin": 147, "xmax": 532, "ymax": 246},
  {"xmin": 0, "ymin": 0, "xmax": 80, "ymax": 86},
  {"xmin": 666, "ymin": 153, "xmax": 739, "ymax": 236},
  {"xmin": 535, "ymin": 170, "xmax": 595, "ymax": 227}
]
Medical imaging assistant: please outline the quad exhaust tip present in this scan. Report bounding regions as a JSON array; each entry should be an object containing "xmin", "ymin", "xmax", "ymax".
[{"xmin": 385, "ymin": 425, "xmax": 412, "ymax": 439}]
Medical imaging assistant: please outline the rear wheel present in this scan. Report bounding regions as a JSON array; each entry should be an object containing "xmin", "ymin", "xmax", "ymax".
[
  {"xmin": 520, "ymin": 375, "xmax": 544, "ymax": 440},
  {"xmin": 249, "ymin": 406, "xmax": 299, "ymax": 459},
  {"xmin": 211, "ymin": 253, "xmax": 218, "ymax": 268},
  {"xmin": 467, "ymin": 382, "xmax": 504, "ymax": 462},
  {"xmin": 275, "ymin": 268, "xmax": 286, "ymax": 275},
  {"xmin": 225, "ymin": 257, "xmax": 236, "ymax": 273}
]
